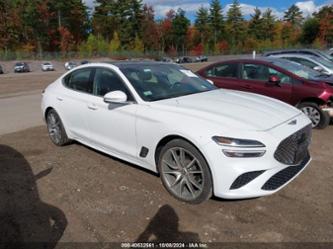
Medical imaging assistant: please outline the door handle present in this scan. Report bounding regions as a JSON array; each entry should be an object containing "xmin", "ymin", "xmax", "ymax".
[
  {"xmin": 56, "ymin": 97, "xmax": 64, "ymax": 101},
  {"xmin": 87, "ymin": 103, "xmax": 98, "ymax": 110}
]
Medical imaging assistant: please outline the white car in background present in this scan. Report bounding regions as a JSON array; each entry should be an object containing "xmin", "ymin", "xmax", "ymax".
[
  {"xmin": 41, "ymin": 62, "xmax": 312, "ymax": 203},
  {"xmin": 64, "ymin": 61, "xmax": 77, "ymax": 70},
  {"xmin": 41, "ymin": 62, "xmax": 55, "ymax": 72}
]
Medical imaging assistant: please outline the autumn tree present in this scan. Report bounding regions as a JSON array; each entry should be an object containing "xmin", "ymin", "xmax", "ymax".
[
  {"xmin": 314, "ymin": 6, "xmax": 333, "ymax": 45},
  {"xmin": 141, "ymin": 4, "xmax": 159, "ymax": 51},
  {"xmin": 158, "ymin": 9, "xmax": 176, "ymax": 52}
]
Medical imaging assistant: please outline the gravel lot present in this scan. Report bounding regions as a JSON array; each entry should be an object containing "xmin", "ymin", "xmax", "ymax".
[{"xmin": 0, "ymin": 61, "xmax": 332, "ymax": 245}]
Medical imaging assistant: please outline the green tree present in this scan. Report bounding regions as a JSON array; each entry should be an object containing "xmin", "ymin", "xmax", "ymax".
[
  {"xmin": 195, "ymin": 6, "xmax": 210, "ymax": 45},
  {"xmin": 133, "ymin": 35, "xmax": 144, "ymax": 52},
  {"xmin": 300, "ymin": 18, "xmax": 320, "ymax": 45},
  {"xmin": 172, "ymin": 8, "xmax": 190, "ymax": 54},
  {"xmin": 109, "ymin": 32, "xmax": 121, "ymax": 52},
  {"xmin": 226, "ymin": 0, "xmax": 245, "ymax": 47},
  {"xmin": 209, "ymin": 0, "xmax": 224, "ymax": 47},
  {"xmin": 261, "ymin": 8, "xmax": 276, "ymax": 41},
  {"xmin": 284, "ymin": 4, "xmax": 304, "ymax": 28},
  {"xmin": 248, "ymin": 7, "xmax": 263, "ymax": 40}
]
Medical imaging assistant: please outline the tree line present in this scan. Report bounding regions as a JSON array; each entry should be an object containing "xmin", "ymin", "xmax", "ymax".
[{"xmin": 0, "ymin": 0, "xmax": 333, "ymax": 58}]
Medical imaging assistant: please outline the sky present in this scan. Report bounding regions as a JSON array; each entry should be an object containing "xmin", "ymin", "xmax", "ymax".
[{"xmin": 82, "ymin": 0, "xmax": 333, "ymax": 20}]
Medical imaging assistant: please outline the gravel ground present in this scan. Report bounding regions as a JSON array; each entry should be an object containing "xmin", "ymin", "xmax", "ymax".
[{"xmin": 0, "ymin": 126, "xmax": 332, "ymax": 244}]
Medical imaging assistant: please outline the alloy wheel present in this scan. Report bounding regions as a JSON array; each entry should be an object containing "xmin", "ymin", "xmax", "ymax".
[
  {"xmin": 161, "ymin": 147, "xmax": 205, "ymax": 201},
  {"xmin": 301, "ymin": 106, "xmax": 321, "ymax": 128},
  {"xmin": 47, "ymin": 112, "xmax": 62, "ymax": 144}
]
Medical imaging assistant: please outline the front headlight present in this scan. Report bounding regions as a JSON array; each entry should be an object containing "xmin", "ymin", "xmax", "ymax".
[
  {"xmin": 212, "ymin": 136, "xmax": 266, "ymax": 158},
  {"xmin": 212, "ymin": 136, "xmax": 265, "ymax": 148}
]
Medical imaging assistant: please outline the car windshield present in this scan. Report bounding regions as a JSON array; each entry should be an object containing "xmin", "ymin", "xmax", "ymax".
[
  {"xmin": 271, "ymin": 60, "xmax": 324, "ymax": 80},
  {"xmin": 16, "ymin": 63, "xmax": 24, "ymax": 66},
  {"xmin": 311, "ymin": 56, "xmax": 333, "ymax": 69},
  {"xmin": 44, "ymin": 63, "xmax": 51, "ymax": 65},
  {"xmin": 315, "ymin": 50, "xmax": 333, "ymax": 61},
  {"xmin": 119, "ymin": 64, "xmax": 217, "ymax": 101}
]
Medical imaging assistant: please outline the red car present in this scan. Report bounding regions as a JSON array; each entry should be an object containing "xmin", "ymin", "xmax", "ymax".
[{"xmin": 197, "ymin": 58, "xmax": 333, "ymax": 129}]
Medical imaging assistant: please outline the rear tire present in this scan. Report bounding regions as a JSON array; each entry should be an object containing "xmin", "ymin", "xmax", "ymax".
[
  {"xmin": 299, "ymin": 102, "xmax": 330, "ymax": 129},
  {"xmin": 46, "ymin": 109, "xmax": 71, "ymax": 146},
  {"xmin": 157, "ymin": 139, "xmax": 213, "ymax": 204}
]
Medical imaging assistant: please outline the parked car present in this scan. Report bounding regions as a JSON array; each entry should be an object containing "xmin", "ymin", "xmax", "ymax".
[
  {"xmin": 41, "ymin": 62, "xmax": 55, "ymax": 72},
  {"xmin": 14, "ymin": 62, "xmax": 30, "ymax": 73},
  {"xmin": 195, "ymin": 55, "xmax": 208, "ymax": 62},
  {"xmin": 81, "ymin": 60, "xmax": 89, "ymax": 65},
  {"xmin": 175, "ymin": 56, "xmax": 193, "ymax": 64},
  {"xmin": 197, "ymin": 58, "xmax": 333, "ymax": 129},
  {"xmin": 263, "ymin": 49, "xmax": 333, "ymax": 63},
  {"xmin": 159, "ymin": 57, "xmax": 174, "ymax": 63},
  {"xmin": 267, "ymin": 54, "xmax": 333, "ymax": 75},
  {"xmin": 0, "ymin": 65, "xmax": 3, "ymax": 74},
  {"xmin": 64, "ymin": 62, "xmax": 77, "ymax": 70},
  {"xmin": 328, "ymin": 48, "xmax": 333, "ymax": 56},
  {"xmin": 42, "ymin": 62, "xmax": 312, "ymax": 203}
]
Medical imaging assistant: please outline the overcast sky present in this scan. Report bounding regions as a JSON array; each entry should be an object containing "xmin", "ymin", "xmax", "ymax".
[{"xmin": 82, "ymin": 0, "xmax": 333, "ymax": 19}]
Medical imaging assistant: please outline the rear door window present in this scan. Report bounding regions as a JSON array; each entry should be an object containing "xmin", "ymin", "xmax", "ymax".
[{"xmin": 206, "ymin": 63, "xmax": 238, "ymax": 78}]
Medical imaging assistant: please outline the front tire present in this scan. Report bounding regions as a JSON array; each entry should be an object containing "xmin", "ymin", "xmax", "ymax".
[
  {"xmin": 46, "ymin": 109, "xmax": 71, "ymax": 146},
  {"xmin": 158, "ymin": 139, "xmax": 213, "ymax": 204},
  {"xmin": 299, "ymin": 102, "xmax": 330, "ymax": 129}
]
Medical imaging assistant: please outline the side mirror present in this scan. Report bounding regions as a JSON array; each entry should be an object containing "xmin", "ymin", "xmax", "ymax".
[
  {"xmin": 313, "ymin": 66, "xmax": 324, "ymax": 72},
  {"xmin": 207, "ymin": 79, "xmax": 214, "ymax": 85},
  {"xmin": 104, "ymin": 91, "xmax": 128, "ymax": 104},
  {"xmin": 267, "ymin": 75, "xmax": 281, "ymax": 86}
]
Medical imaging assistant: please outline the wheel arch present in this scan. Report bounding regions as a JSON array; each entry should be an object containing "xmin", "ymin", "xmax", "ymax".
[
  {"xmin": 44, "ymin": 106, "xmax": 55, "ymax": 120},
  {"xmin": 297, "ymin": 97, "xmax": 326, "ymax": 107},
  {"xmin": 154, "ymin": 135, "xmax": 213, "ymax": 177}
]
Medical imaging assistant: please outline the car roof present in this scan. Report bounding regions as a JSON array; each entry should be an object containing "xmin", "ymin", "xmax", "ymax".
[
  {"xmin": 263, "ymin": 48, "xmax": 321, "ymax": 54},
  {"xmin": 210, "ymin": 57, "xmax": 289, "ymax": 65},
  {"xmin": 270, "ymin": 53, "xmax": 317, "ymax": 59},
  {"xmin": 106, "ymin": 61, "xmax": 176, "ymax": 68}
]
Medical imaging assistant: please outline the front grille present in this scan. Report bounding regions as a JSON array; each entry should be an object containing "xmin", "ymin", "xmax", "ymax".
[
  {"xmin": 262, "ymin": 153, "xmax": 310, "ymax": 190},
  {"xmin": 274, "ymin": 125, "xmax": 312, "ymax": 165},
  {"xmin": 230, "ymin": 171, "xmax": 265, "ymax": 190}
]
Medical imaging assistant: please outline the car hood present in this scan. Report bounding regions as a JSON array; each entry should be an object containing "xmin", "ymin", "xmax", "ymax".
[{"xmin": 151, "ymin": 89, "xmax": 301, "ymax": 131}]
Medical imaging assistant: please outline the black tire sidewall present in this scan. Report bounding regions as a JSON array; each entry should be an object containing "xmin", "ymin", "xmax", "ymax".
[{"xmin": 158, "ymin": 139, "xmax": 213, "ymax": 204}]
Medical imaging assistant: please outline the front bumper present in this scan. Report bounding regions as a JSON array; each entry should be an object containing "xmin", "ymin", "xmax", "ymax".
[{"xmin": 202, "ymin": 114, "xmax": 312, "ymax": 199}]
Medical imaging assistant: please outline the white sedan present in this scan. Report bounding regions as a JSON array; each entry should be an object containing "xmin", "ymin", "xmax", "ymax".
[{"xmin": 41, "ymin": 62, "xmax": 312, "ymax": 204}]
